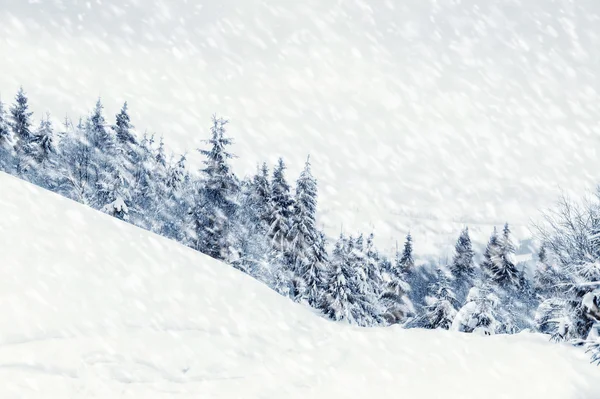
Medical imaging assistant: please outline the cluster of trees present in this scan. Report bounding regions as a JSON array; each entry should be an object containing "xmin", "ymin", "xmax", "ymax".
[{"xmin": 0, "ymin": 87, "xmax": 599, "ymax": 362}]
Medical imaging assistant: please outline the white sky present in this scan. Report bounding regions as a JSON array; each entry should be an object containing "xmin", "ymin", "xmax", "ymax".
[{"xmin": 2, "ymin": 0, "xmax": 600, "ymax": 256}]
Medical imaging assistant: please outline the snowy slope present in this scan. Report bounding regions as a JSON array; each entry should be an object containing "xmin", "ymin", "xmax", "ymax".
[{"xmin": 0, "ymin": 171, "xmax": 598, "ymax": 399}]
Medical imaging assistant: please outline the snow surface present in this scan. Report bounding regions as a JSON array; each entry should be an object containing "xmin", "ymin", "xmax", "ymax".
[{"xmin": 0, "ymin": 171, "xmax": 599, "ymax": 398}]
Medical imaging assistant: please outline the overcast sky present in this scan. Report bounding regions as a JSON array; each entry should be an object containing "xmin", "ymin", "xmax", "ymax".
[{"xmin": 2, "ymin": 0, "xmax": 600, "ymax": 256}]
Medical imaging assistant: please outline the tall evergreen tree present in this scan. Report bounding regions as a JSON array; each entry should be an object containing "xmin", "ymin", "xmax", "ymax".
[
  {"xmin": 423, "ymin": 269, "xmax": 459, "ymax": 330},
  {"xmin": 287, "ymin": 156, "xmax": 323, "ymax": 302},
  {"xmin": 452, "ymin": 284, "xmax": 500, "ymax": 335},
  {"xmin": 380, "ymin": 245, "xmax": 414, "ymax": 325},
  {"xmin": 0, "ymin": 100, "xmax": 13, "ymax": 171},
  {"xmin": 190, "ymin": 115, "xmax": 239, "ymax": 261},
  {"xmin": 114, "ymin": 101, "xmax": 136, "ymax": 145},
  {"xmin": 399, "ymin": 233, "xmax": 415, "ymax": 274},
  {"xmin": 9, "ymin": 87, "xmax": 33, "ymax": 149},
  {"xmin": 31, "ymin": 113, "xmax": 56, "ymax": 168},
  {"xmin": 320, "ymin": 235, "xmax": 355, "ymax": 323},
  {"xmin": 10, "ymin": 87, "xmax": 34, "ymax": 174},
  {"xmin": 487, "ymin": 223, "xmax": 520, "ymax": 288},
  {"xmin": 450, "ymin": 227, "xmax": 475, "ymax": 287},
  {"xmin": 0, "ymin": 99, "xmax": 11, "ymax": 149},
  {"xmin": 268, "ymin": 157, "xmax": 294, "ymax": 254}
]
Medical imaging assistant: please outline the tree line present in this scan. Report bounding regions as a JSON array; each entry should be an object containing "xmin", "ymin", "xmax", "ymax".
[{"xmin": 0, "ymin": 87, "xmax": 598, "ymax": 362}]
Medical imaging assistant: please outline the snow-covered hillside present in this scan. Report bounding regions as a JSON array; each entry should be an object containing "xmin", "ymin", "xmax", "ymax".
[{"xmin": 0, "ymin": 171, "xmax": 598, "ymax": 398}]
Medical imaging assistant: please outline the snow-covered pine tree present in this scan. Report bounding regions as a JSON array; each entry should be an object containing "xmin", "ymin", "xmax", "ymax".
[
  {"xmin": 452, "ymin": 283, "xmax": 500, "ymax": 335},
  {"xmin": 496, "ymin": 223, "xmax": 521, "ymax": 288},
  {"xmin": 9, "ymin": 87, "xmax": 35, "ymax": 175},
  {"xmin": 30, "ymin": 113, "xmax": 56, "ymax": 166},
  {"xmin": 481, "ymin": 227, "xmax": 501, "ymax": 277},
  {"xmin": 129, "ymin": 132, "xmax": 157, "ymax": 228},
  {"xmin": 56, "ymin": 119, "xmax": 96, "ymax": 204},
  {"xmin": 87, "ymin": 98, "xmax": 115, "ymax": 152},
  {"xmin": 320, "ymin": 234, "xmax": 356, "ymax": 324},
  {"xmin": 268, "ymin": 157, "xmax": 294, "ymax": 255},
  {"xmin": 380, "ymin": 245, "xmax": 414, "ymax": 325},
  {"xmin": 190, "ymin": 115, "xmax": 240, "ymax": 261},
  {"xmin": 252, "ymin": 162, "xmax": 272, "ymax": 226},
  {"xmin": 450, "ymin": 227, "xmax": 476, "ymax": 303},
  {"xmin": 287, "ymin": 156, "xmax": 327, "ymax": 305},
  {"xmin": 347, "ymin": 233, "xmax": 383, "ymax": 325},
  {"xmin": 423, "ymin": 269, "xmax": 459, "ymax": 330},
  {"xmin": 365, "ymin": 232, "xmax": 384, "ymax": 297},
  {"xmin": 399, "ymin": 233, "xmax": 415, "ymax": 275},
  {"xmin": 0, "ymin": 99, "xmax": 14, "ymax": 171},
  {"xmin": 114, "ymin": 102, "xmax": 136, "ymax": 146},
  {"xmin": 160, "ymin": 153, "xmax": 192, "ymax": 242},
  {"xmin": 25, "ymin": 113, "xmax": 59, "ymax": 190}
]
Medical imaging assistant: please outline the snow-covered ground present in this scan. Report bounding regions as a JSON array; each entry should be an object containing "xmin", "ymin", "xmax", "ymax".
[{"xmin": 0, "ymin": 171, "xmax": 598, "ymax": 398}]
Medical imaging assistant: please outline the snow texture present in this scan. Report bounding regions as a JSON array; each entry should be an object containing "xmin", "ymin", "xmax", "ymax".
[{"xmin": 0, "ymin": 172, "xmax": 599, "ymax": 398}]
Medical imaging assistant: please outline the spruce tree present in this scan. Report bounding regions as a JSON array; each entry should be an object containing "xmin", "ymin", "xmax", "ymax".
[
  {"xmin": 9, "ymin": 87, "xmax": 33, "ymax": 149},
  {"xmin": 87, "ymin": 98, "xmax": 114, "ymax": 152},
  {"xmin": 0, "ymin": 100, "xmax": 12, "ymax": 149},
  {"xmin": 114, "ymin": 102, "xmax": 136, "ymax": 145},
  {"xmin": 380, "ymin": 246, "xmax": 414, "ymax": 325},
  {"xmin": 452, "ymin": 284, "xmax": 500, "ymax": 335},
  {"xmin": 286, "ymin": 157, "xmax": 330, "ymax": 306},
  {"xmin": 268, "ymin": 157, "xmax": 294, "ymax": 254},
  {"xmin": 486, "ymin": 223, "xmax": 519, "ymax": 290},
  {"xmin": 399, "ymin": 233, "xmax": 415, "ymax": 274},
  {"xmin": 190, "ymin": 115, "xmax": 239, "ymax": 261},
  {"xmin": 0, "ymin": 100, "xmax": 14, "ymax": 171},
  {"xmin": 450, "ymin": 227, "xmax": 476, "ymax": 303},
  {"xmin": 320, "ymin": 234, "xmax": 356, "ymax": 323},
  {"xmin": 10, "ymin": 87, "xmax": 34, "ymax": 174},
  {"xmin": 32, "ymin": 113, "xmax": 56, "ymax": 168},
  {"xmin": 423, "ymin": 269, "xmax": 459, "ymax": 330}
]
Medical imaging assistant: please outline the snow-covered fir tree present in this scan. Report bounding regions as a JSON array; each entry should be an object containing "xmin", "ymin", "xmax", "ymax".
[
  {"xmin": 422, "ymin": 269, "xmax": 459, "ymax": 330},
  {"xmin": 0, "ymin": 99, "xmax": 14, "ymax": 171},
  {"xmin": 0, "ymin": 99, "xmax": 12, "ymax": 149},
  {"xmin": 190, "ymin": 115, "xmax": 239, "ymax": 261},
  {"xmin": 320, "ymin": 235, "xmax": 356, "ymax": 323},
  {"xmin": 268, "ymin": 157, "xmax": 294, "ymax": 255},
  {"xmin": 399, "ymin": 233, "xmax": 415, "ymax": 275},
  {"xmin": 287, "ymin": 156, "xmax": 327, "ymax": 304},
  {"xmin": 9, "ymin": 87, "xmax": 34, "ymax": 174},
  {"xmin": 452, "ymin": 283, "xmax": 500, "ymax": 335},
  {"xmin": 450, "ymin": 227, "xmax": 476, "ymax": 303},
  {"xmin": 380, "ymin": 245, "xmax": 414, "ymax": 325}
]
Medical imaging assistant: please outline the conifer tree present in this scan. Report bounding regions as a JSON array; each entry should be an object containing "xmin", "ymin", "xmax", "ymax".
[
  {"xmin": 32, "ymin": 113, "xmax": 56, "ymax": 168},
  {"xmin": 399, "ymin": 233, "xmax": 415, "ymax": 274},
  {"xmin": 0, "ymin": 100, "xmax": 14, "ymax": 171},
  {"xmin": 380, "ymin": 245, "xmax": 414, "ymax": 325},
  {"xmin": 482, "ymin": 223, "xmax": 520, "ymax": 289},
  {"xmin": 423, "ymin": 269, "xmax": 459, "ymax": 330},
  {"xmin": 320, "ymin": 235, "xmax": 356, "ymax": 323},
  {"xmin": 190, "ymin": 115, "xmax": 239, "ymax": 261},
  {"xmin": 268, "ymin": 157, "xmax": 294, "ymax": 254},
  {"xmin": 9, "ymin": 87, "xmax": 33, "ymax": 150},
  {"xmin": 450, "ymin": 227, "xmax": 476, "ymax": 302},
  {"xmin": 452, "ymin": 284, "xmax": 500, "ymax": 335},
  {"xmin": 10, "ymin": 87, "xmax": 34, "ymax": 174},
  {"xmin": 0, "ymin": 100, "xmax": 12, "ymax": 149},
  {"xmin": 114, "ymin": 102, "xmax": 136, "ymax": 145}
]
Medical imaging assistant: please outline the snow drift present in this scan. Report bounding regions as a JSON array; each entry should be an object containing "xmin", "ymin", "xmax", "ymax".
[{"xmin": 0, "ymin": 171, "xmax": 598, "ymax": 398}]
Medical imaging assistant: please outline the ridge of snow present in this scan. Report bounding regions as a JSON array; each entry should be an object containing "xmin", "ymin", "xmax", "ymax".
[{"xmin": 0, "ymin": 171, "xmax": 599, "ymax": 398}]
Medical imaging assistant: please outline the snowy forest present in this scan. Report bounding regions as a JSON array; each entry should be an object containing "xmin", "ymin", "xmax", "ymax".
[{"xmin": 0, "ymin": 87, "xmax": 599, "ymax": 363}]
